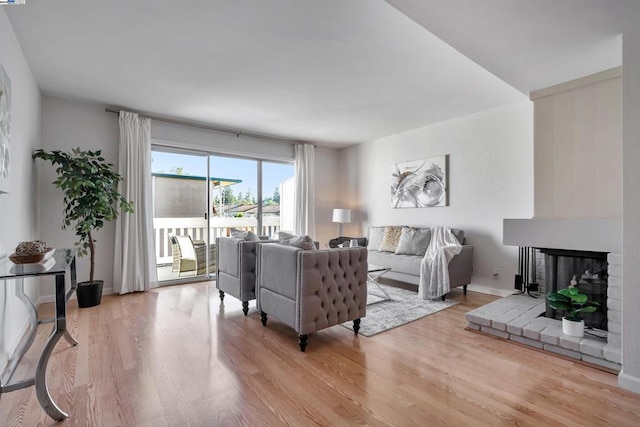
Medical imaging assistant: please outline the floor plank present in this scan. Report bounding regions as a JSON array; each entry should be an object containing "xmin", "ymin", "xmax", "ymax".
[{"xmin": 1, "ymin": 282, "xmax": 639, "ymax": 426}]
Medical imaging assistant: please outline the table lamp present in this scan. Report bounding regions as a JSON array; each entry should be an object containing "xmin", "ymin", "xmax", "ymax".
[{"xmin": 332, "ymin": 208, "xmax": 351, "ymax": 236}]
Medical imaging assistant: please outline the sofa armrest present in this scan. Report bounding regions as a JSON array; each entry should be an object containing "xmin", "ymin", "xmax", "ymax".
[
  {"xmin": 448, "ymin": 245, "xmax": 473, "ymax": 288},
  {"xmin": 257, "ymin": 243, "xmax": 301, "ymax": 302},
  {"xmin": 217, "ymin": 237, "xmax": 241, "ymax": 278}
]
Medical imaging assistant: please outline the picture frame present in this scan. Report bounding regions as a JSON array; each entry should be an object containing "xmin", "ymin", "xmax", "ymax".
[
  {"xmin": 391, "ymin": 155, "xmax": 448, "ymax": 208},
  {"xmin": 0, "ymin": 64, "xmax": 11, "ymax": 194}
]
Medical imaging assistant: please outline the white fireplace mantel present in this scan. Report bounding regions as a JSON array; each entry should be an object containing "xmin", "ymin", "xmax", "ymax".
[{"xmin": 503, "ymin": 218, "xmax": 622, "ymax": 253}]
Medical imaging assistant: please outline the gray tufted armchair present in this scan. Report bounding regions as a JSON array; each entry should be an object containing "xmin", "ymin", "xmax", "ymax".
[
  {"xmin": 216, "ymin": 237, "xmax": 277, "ymax": 315},
  {"xmin": 256, "ymin": 243, "xmax": 368, "ymax": 351}
]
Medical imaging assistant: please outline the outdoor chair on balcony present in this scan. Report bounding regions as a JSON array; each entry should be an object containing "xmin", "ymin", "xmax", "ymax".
[{"xmin": 169, "ymin": 234, "xmax": 216, "ymax": 276}]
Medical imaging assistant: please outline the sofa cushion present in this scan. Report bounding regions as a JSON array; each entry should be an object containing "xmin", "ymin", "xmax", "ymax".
[
  {"xmin": 395, "ymin": 227, "xmax": 431, "ymax": 256},
  {"xmin": 379, "ymin": 226, "xmax": 403, "ymax": 252},
  {"xmin": 368, "ymin": 250, "xmax": 422, "ymax": 276}
]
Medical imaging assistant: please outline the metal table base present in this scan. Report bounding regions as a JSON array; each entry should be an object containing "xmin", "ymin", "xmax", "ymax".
[
  {"xmin": 0, "ymin": 249, "xmax": 78, "ymax": 421},
  {"xmin": 367, "ymin": 266, "xmax": 392, "ymax": 305}
]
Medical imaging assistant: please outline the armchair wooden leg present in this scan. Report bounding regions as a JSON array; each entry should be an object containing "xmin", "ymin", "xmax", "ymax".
[
  {"xmin": 242, "ymin": 301, "xmax": 249, "ymax": 316},
  {"xmin": 260, "ymin": 311, "xmax": 268, "ymax": 326},
  {"xmin": 463, "ymin": 284, "xmax": 468, "ymax": 295},
  {"xmin": 353, "ymin": 318, "xmax": 361, "ymax": 335},
  {"xmin": 298, "ymin": 334, "xmax": 308, "ymax": 352},
  {"xmin": 219, "ymin": 290, "xmax": 225, "ymax": 301},
  {"xmin": 441, "ymin": 295, "xmax": 446, "ymax": 301}
]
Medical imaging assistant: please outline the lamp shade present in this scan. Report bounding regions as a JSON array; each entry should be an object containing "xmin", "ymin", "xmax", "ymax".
[{"xmin": 332, "ymin": 208, "xmax": 351, "ymax": 223}]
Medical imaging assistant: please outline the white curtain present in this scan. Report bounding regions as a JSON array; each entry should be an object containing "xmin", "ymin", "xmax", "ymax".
[
  {"xmin": 294, "ymin": 143, "xmax": 315, "ymax": 237},
  {"xmin": 114, "ymin": 111, "xmax": 158, "ymax": 294}
]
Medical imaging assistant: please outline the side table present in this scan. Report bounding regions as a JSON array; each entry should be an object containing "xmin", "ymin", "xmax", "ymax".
[{"xmin": 0, "ymin": 249, "xmax": 78, "ymax": 421}]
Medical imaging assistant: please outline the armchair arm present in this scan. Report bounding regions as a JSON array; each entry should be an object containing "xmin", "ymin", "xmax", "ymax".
[{"xmin": 217, "ymin": 237, "xmax": 241, "ymax": 278}]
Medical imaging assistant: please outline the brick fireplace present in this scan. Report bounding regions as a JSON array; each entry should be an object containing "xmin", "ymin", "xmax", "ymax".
[{"xmin": 465, "ymin": 218, "xmax": 622, "ymax": 371}]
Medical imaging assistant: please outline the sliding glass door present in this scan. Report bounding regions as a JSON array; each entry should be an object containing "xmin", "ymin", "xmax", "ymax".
[
  {"xmin": 150, "ymin": 146, "xmax": 294, "ymax": 285},
  {"xmin": 262, "ymin": 161, "xmax": 295, "ymax": 236},
  {"xmin": 209, "ymin": 155, "xmax": 258, "ymax": 239},
  {"xmin": 151, "ymin": 148, "xmax": 212, "ymax": 284}
]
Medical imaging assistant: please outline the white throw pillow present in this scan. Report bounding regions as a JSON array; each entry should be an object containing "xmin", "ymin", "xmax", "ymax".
[{"xmin": 367, "ymin": 226, "xmax": 385, "ymax": 251}]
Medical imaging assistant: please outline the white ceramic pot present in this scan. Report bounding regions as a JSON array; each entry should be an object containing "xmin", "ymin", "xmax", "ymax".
[{"xmin": 562, "ymin": 317, "xmax": 585, "ymax": 338}]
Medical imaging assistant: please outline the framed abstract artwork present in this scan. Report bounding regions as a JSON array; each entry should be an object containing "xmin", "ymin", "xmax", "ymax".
[
  {"xmin": 0, "ymin": 65, "xmax": 10, "ymax": 194},
  {"xmin": 391, "ymin": 155, "xmax": 448, "ymax": 208}
]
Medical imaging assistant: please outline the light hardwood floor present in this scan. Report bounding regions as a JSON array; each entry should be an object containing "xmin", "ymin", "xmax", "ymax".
[{"xmin": 1, "ymin": 282, "xmax": 639, "ymax": 426}]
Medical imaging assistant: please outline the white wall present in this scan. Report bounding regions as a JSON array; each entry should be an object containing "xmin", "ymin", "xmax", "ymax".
[
  {"xmin": 152, "ymin": 121, "xmax": 294, "ymax": 162},
  {"xmin": 38, "ymin": 97, "xmax": 120, "ymax": 293},
  {"xmin": 0, "ymin": 8, "xmax": 42, "ymax": 371},
  {"xmin": 621, "ymin": 33, "xmax": 640, "ymax": 394},
  {"xmin": 532, "ymin": 70, "xmax": 622, "ymax": 218},
  {"xmin": 38, "ymin": 98, "xmax": 338, "ymax": 295},
  {"xmin": 338, "ymin": 101, "xmax": 533, "ymax": 293}
]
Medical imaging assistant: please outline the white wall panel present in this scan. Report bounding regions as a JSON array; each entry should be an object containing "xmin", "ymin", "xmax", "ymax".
[{"xmin": 533, "ymin": 72, "xmax": 621, "ymax": 218}]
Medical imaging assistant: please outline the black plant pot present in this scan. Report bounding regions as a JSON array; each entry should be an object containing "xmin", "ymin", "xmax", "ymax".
[{"xmin": 77, "ymin": 280, "xmax": 104, "ymax": 308}]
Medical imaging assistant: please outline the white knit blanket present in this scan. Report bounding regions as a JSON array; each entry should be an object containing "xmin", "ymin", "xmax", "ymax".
[{"xmin": 419, "ymin": 226, "xmax": 462, "ymax": 300}]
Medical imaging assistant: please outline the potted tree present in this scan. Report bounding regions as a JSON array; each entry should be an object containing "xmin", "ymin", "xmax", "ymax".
[
  {"xmin": 33, "ymin": 148, "xmax": 133, "ymax": 307},
  {"xmin": 546, "ymin": 285, "xmax": 600, "ymax": 337}
]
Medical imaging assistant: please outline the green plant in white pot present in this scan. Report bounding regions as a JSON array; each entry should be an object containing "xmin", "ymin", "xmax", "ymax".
[
  {"xmin": 33, "ymin": 148, "xmax": 133, "ymax": 307},
  {"xmin": 546, "ymin": 286, "xmax": 600, "ymax": 338}
]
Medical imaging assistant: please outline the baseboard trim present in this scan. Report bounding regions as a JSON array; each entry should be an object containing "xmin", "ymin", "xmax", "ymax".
[
  {"xmin": 37, "ymin": 285, "xmax": 114, "ymax": 306},
  {"xmin": 466, "ymin": 284, "xmax": 514, "ymax": 297},
  {"xmin": 619, "ymin": 370, "xmax": 640, "ymax": 395}
]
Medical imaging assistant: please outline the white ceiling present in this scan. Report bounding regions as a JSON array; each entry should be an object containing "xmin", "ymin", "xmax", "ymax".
[{"xmin": 4, "ymin": 1, "xmax": 636, "ymax": 147}]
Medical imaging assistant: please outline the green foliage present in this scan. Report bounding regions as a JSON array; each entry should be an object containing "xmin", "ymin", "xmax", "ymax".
[
  {"xmin": 222, "ymin": 186, "xmax": 237, "ymax": 205},
  {"xmin": 546, "ymin": 286, "xmax": 599, "ymax": 321},
  {"xmin": 32, "ymin": 148, "xmax": 134, "ymax": 283},
  {"xmin": 233, "ymin": 212, "xmax": 245, "ymax": 218},
  {"xmin": 169, "ymin": 166, "xmax": 188, "ymax": 175}
]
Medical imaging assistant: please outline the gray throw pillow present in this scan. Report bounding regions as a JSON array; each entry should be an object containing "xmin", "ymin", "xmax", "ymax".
[
  {"xmin": 395, "ymin": 227, "xmax": 431, "ymax": 256},
  {"xmin": 367, "ymin": 226, "xmax": 385, "ymax": 250},
  {"xmin": 288, "ymin": 235, "xmax": 316, "ymax": 250},
  {"xmin": 231, "ymin": 228, "xmax": 259, "ymax": 241},
  {"xmin": 451, "ymin": 228, "xmax": 465, "ymax": 245},
  {"xmin": 278, "ymin": 231, "xmax": 296, "ymax": 243}
]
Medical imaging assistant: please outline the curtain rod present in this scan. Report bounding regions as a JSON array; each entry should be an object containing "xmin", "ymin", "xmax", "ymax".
[{"xmin": 105, "ymin": 107, "xmax": 314, "ymax": 146}]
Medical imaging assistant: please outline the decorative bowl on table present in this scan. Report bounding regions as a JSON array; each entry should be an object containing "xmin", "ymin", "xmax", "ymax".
[{"xmin": 9, "ymin": 241, "xmax": 55, "ymax": 264}]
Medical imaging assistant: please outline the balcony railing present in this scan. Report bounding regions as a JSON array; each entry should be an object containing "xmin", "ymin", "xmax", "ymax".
[{"xmin": 153, "ymin": 216, "xmax": 282, "ymax": 264}]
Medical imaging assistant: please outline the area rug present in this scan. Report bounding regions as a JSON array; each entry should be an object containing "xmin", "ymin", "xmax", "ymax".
[{"xmin": 340, "ymin": 283, "xmax": 458, "ymax": 337}]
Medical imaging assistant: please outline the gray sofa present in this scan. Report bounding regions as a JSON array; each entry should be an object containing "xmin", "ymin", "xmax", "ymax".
[
  {"xmin": 366, "ymin": 226, "xmax": 473, "ymax": 298},
  {"xmin": 256, "ymin": 243, "xmax": 368, "ymax": 351}
]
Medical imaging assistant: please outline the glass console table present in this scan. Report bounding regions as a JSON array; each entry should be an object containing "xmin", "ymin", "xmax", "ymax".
[{"xmin": 0, "ymin": 249, "xmax": 78, "ymax": 421}]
